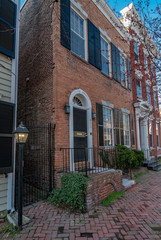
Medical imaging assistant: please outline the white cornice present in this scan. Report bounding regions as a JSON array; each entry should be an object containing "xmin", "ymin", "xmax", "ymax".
[
  {"xmin": 99, "ymin": 27, "xmax": 111, "ymax": 42},
  {"xmin": 91, "ymin": 0, "xmax": 130, "ymax": 43},
  {"xmin": 71, "ymin": 0, "xmax": 88, "ymax": 18}
]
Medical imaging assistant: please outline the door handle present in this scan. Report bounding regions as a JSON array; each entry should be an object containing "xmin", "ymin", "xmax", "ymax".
[{"xmin": 84, "ymin": 133, "xmax": 88, "ymax": 137}]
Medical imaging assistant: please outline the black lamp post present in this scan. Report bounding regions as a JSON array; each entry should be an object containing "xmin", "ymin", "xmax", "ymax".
[{"xmin": 13, "ymin": 122, "xmax": 29, "ymax": 230}]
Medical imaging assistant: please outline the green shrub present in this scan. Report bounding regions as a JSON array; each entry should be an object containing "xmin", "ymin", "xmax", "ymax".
[
  {"xmin": 116, "ymin": 144, "xmax": 139, "ymax": 171},
  {"xmin": 132, "ymin": 149, "xmax": 144, "ymax": 166},
  {"xmin": 48, "ymin": 173, "xmax": 88, "ymax": 212}
]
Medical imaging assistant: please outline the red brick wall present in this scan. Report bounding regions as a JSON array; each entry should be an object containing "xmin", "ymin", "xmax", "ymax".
[{"xmin": 86, "ymin": 170, "xmax": 124, "ymax": 210}]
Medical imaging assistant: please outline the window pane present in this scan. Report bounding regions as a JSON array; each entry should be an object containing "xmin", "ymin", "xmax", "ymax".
[
  {"xmin": 71, "ymin": 9, "xmax": 85, "ymax": 59},
  {"xmin": 71, "ymin": 31, "xmax": 85, "ymax": 59},
  {"xmin": 103, "ymin": 107, "xmax": 113, "ymax": 146},
  {"xmin": 137, "ymin": 80, "xmax": 142, "ymax": 98},
  {"xmin": 101, "ymin": 38, "xmax": 109, "ymax": 76}
]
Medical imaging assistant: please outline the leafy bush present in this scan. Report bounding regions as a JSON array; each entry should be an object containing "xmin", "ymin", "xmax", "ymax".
[
  {"xmin": 132, "ymin": 149, "xmax": 144, "ymax": 166},
  {"xmin": 116, "ymin": 144, "xmax": 139, "ymax": 171},
  {"xmin": 48, "ymin": 173, "xmax": 88, "ymax": 212}
]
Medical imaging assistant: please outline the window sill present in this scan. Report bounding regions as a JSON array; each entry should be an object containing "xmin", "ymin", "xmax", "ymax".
[
  {"xmin": 101, "ymin": 71, "xmax": 111, "ymax": 79},
  {"xmin": 70, "ymin": 51, "xmax": 89, "ymax": 65},
  {"xmin": 150, "ymin": 147, "xmax": 155, "ymax": 150}
]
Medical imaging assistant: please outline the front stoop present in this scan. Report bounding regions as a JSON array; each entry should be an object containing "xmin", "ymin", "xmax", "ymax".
[
  {"xmin": 122, "ymin": 178, "xmax": 135, "ymax": 190},
  {"xmin": 144, "ymin": 160, "xmax": 161, "ymax": 171}
]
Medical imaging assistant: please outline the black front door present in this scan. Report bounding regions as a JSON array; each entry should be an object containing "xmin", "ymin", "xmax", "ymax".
[{"xmin": 73, "ymin": 108, "xmax": 87, "ymax": 162}]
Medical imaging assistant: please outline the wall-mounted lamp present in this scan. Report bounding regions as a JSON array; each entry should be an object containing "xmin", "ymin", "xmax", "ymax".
[
  {"xmin": 92, "ymin": 110, "xmax": 96, "ymax": 119},
  {"xmin": 65, "ymin": 104, "xmax": 70, "ymax": 114}
]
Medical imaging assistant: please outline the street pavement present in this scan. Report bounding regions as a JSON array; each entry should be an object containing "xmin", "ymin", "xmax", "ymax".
[{"xmin": 1, "ymin": 170, "xmax": 161, "ymax": 239}]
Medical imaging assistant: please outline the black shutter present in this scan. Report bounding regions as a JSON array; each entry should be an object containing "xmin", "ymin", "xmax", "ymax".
[
  {"xmin": 111, "ymin": 43, "xmax": 117, "ymax": 80},
  {"xmin": 116, "ymin": 48, "xmax": 120, "ymax": 82},
  {"xmin": 127, "ymin": 59, "xmax": 132, "ymax": 90},
  {"xmin": 60, "ymin": 0, "xmax": 71, "ymax": 49},
  {"xmin": 111, "ymin": 43, "xmax": 121, "ymax": 82},
  {"xmin": 0, "ymin": 101, "xmax": 15, "ymax": 173},
  {"xmin": 96, "ymin": 103, "xmax": 103, "ymax": 146},
  {"xmin": 0, "ymin": 0, "xmax": 16, "ymax": 58},
  {"xmin": 88, "ymin": 20, "xmax": 101, "ymax": 70}
]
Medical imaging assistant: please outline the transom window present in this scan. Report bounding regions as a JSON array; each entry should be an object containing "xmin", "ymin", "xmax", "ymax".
[
  {"xmin": 101, "ymin": 37, "xmax": 109, "ymax": 76},
  {"xmin": 73, "ymin": 96, "xmax": 83, "ymax": 106},
  {"xmin": 146, "ymin": 86, "xmax": 151, "ymax": 104},
  {"xmin": 71, "ymin": 9, "xmax": 85, "ymax": 59},
  {"xmin": 137, "ymin": 79, "xmax": 142, "ymax": 98}
]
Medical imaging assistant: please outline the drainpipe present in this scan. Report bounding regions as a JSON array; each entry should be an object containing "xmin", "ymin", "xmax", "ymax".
[{"xmin": 7, "ymin": 0, "xmax": 21, "ymax": 212}]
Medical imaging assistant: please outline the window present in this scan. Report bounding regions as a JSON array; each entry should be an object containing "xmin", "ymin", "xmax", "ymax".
[
  {"xmin": 0, "ymin": 0, "xmax": 16, "ymax": 58},
  {"xmin": 120, "ymin": 56, "xmax": 126, "ymax": 87},
  {"xmin": 113, "ymin": 109, "xmax": 130, "ymax": 146},
  {"xmin": 130, "ymin": 115, "xmax": 135, "ymax": 147},
  {"xmin": 101, "ymin": 37, "xmax": 109, "ymax": 76},
  {"xmin": 146, "ymin": 86, "xmax": 151, "ymax": 104},
  {"xmin": 97, "ymin": 104, "xmax": 113, "ymax": 147},
  {"xmin": 153, "ymin": 92, "xmax": 157, "ymax": 108},
  {"xmin": 123, "ymin": 113, "xmax": 130, "ymax": 146},
  {"xmin": 149, "ymin": 120, "xmax": 153, "ymax": 147},
  {"xmin": 71, "ymin": 9, "xmax": 85, "ymax": 59},
  {"xmin": 137, "ymin": 79, "xmax": 142, "ymax": 98},
  {"xmin": 127, "ymin": 59, "xmax": 132, "ymax": 90},
  {"xmin": 156, "ymin": 123, "xmax": 159, "ymax": 147},
  {"xmin": 144, "ymin": 56, "xmax": 148, "ymax": 72},
  {"xmin": 134, "ymin": 42, "xmax": 139, "ymax": 62},
  {"xmin": 151, "ymin": 65, "xmax": 154, "ymax": 78}
]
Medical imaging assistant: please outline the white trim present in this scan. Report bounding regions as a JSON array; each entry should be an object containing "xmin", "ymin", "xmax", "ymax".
[
  {"xmin": 121, "ymin": 108, "xmax": 130, "ymax": 114},
  {"xmin": 91, "ymin": 0, "xmax": 130, "ymax": 44},
  {"xmin": 135, "ymin": 69, "xmax": 143, "ymax": 79},
  {"xmin": 146, "ymin": 80, "xmax": 151, "ymax": 86},
  {"xmin": 99, "ymin": 27, "xmax": 111, "ymax": 42},
  {"xmin": 69, "ymin": 89, "xmax": 92, "ymax": 171},
  {"xmin": 118, "ymin": 48, "xmax": 127, "ymax": 58},
  {"xmin": 70, "ymin": 7, "xmax": 87, "ymax": 61},
  {"xmin": 102, "ymin": 100, "xmax": 114, "ymax": 109},
  {"xmin": 100, "ymin": 36, "xmax": 112, "ymax": 78},
  {"xmin": 71, "ymin": 0, "xmax": 88, "ymax": 18}
]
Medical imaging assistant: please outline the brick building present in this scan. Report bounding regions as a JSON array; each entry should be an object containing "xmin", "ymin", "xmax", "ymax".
[
  {"xmin": 19, "ymin": 0, "xmax": 160, "ymax": 189},
  {"xmin": 121, "ymin": 3, "xmax": 161, "ymax": 160},
  {"xmin": 0, "ymin": 0, "xmax": 20, "ymax": 215}
]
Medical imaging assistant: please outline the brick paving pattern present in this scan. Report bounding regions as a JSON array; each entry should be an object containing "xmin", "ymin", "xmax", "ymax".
[{"xmin": 1, "ymin": 170, "xmax": 161, "ymax": 239}]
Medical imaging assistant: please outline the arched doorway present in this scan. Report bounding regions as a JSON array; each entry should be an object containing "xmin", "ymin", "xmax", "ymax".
[{"xmin": 69, "ymin": 89, "xmax": 92, "ymax": 171}]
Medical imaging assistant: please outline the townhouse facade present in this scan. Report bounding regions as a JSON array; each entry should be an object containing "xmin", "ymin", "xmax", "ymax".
[
  {"xmin": 19, "ymin": 0, "xmax": 135, "ymax": 172},
  {"xmin": 0, "ymin": 0, "xmax": 20, "ymax": 215},
  {"xmin": 121, "ymin": 3, "xmax": 161, "ymax": 160}
]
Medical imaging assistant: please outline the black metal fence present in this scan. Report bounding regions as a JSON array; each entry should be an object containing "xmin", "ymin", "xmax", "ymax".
[
  {"xmin": 15, "ymin": 122, "xmax": 55, "ymax": 208},
  {"xmin": 59, "ymin": 147, "xmax": 118, "ymax": 176}
]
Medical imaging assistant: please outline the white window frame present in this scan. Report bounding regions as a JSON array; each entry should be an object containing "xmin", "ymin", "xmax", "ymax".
[
  {"xmin": 120, "ymin": 54, "xmax": 127, "ymax": 88},
  {"xmin": 70, "ymin": 4, "xmax": 87, "ymax": 61},
  {"xmin": 121, "ymin": 109, "xmax": 130, "ymax": 147},
  {"xmin": 146, "ymin": 85, "xmax": 151, "ymax": 104},
  {"xmin": 134, "ymin": 42, "xmax": 139, "ymax": 62},
  {"xmin": 149, "ymin": 120, "xmax": 153, "ymax": 148},
  {"xmin": 99, "ymin": 29, "xmax": 112, "ymax": 78},
  {"xmin": 136, "ymin": 78, "xmax": 142, "ymax": 98},
  {"xmin": 156, "ymin": 123, "xmax": 160, "ymax": 147},
  {"xmin": 153, "ymin": 91, "xmax": 157, "ymax": 108},
  {"xmin": 100, "ymin": 36, "xmax": 110, "ymax": 77}
]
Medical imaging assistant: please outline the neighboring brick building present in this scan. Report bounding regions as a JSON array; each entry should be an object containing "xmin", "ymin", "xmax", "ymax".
[
  {"xmin": 0, "ymin": 0, "xmax": 20, "ymax": 215},
  {"xmin": 121, "ymin": 3, "xmax": 161, "ymax": 160},
  {"xmin": 19, "ymin": 0, "xmax": 135, "ymax": 171}
]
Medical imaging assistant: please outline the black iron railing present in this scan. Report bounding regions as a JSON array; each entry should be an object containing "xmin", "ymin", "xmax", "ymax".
[{"xmin": 58, "ymin": 147, "xmax": 118, "ymax": 176}]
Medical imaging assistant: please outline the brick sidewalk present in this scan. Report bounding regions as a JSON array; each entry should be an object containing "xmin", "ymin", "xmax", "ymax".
[{"xmin": 1, "ymin": 170, "xmax": 161, "ymax": 239}]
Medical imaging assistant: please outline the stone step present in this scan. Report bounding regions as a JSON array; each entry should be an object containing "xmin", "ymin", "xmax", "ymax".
[
  {"xmin": 152, "ymin": 165, "xmax": 161, "ymax": 171},
  {"xmin": 122, "ymin": 178, "xmax": 135, "ymax": 190},
  {"xmin": 144, "ymin": 160, "xmax": 156, "ymax": 167},
  {"xmin": 147, "ymin": 162, "xmax": 161, "ymax": 170}
]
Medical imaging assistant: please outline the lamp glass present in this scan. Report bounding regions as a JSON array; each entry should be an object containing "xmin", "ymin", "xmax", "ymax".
[{"xmin": 15, "ymin": 132, "xmax": 29, "ymax": 144}]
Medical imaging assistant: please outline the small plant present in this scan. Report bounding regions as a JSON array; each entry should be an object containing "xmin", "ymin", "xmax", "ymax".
[
  {"xmin": 134, "ymin": 170, "xmax": 149, "ymax": 179},
  {"xmin": 102, "ymin": 191, "xmax": 125, "ymax": 207},
  {"xmin": 48, "ymin": 173, "xmax": 89, "ymax": 212},
  {"xmin": 132, "ymin": 149, "xmax": 144, "ymax": 166},
  {"xmin": 0, "ymin": 223, "xmax": 20, "ymax": 237},
  {"xmin": 99, "ymin": 150, "xmax": 109, "ymax": 168}
]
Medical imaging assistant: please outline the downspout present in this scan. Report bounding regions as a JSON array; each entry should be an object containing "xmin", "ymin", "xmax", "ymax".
[{"xmin": 7, "ymin": 0, "xmax": 20, "ymax": 212}]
